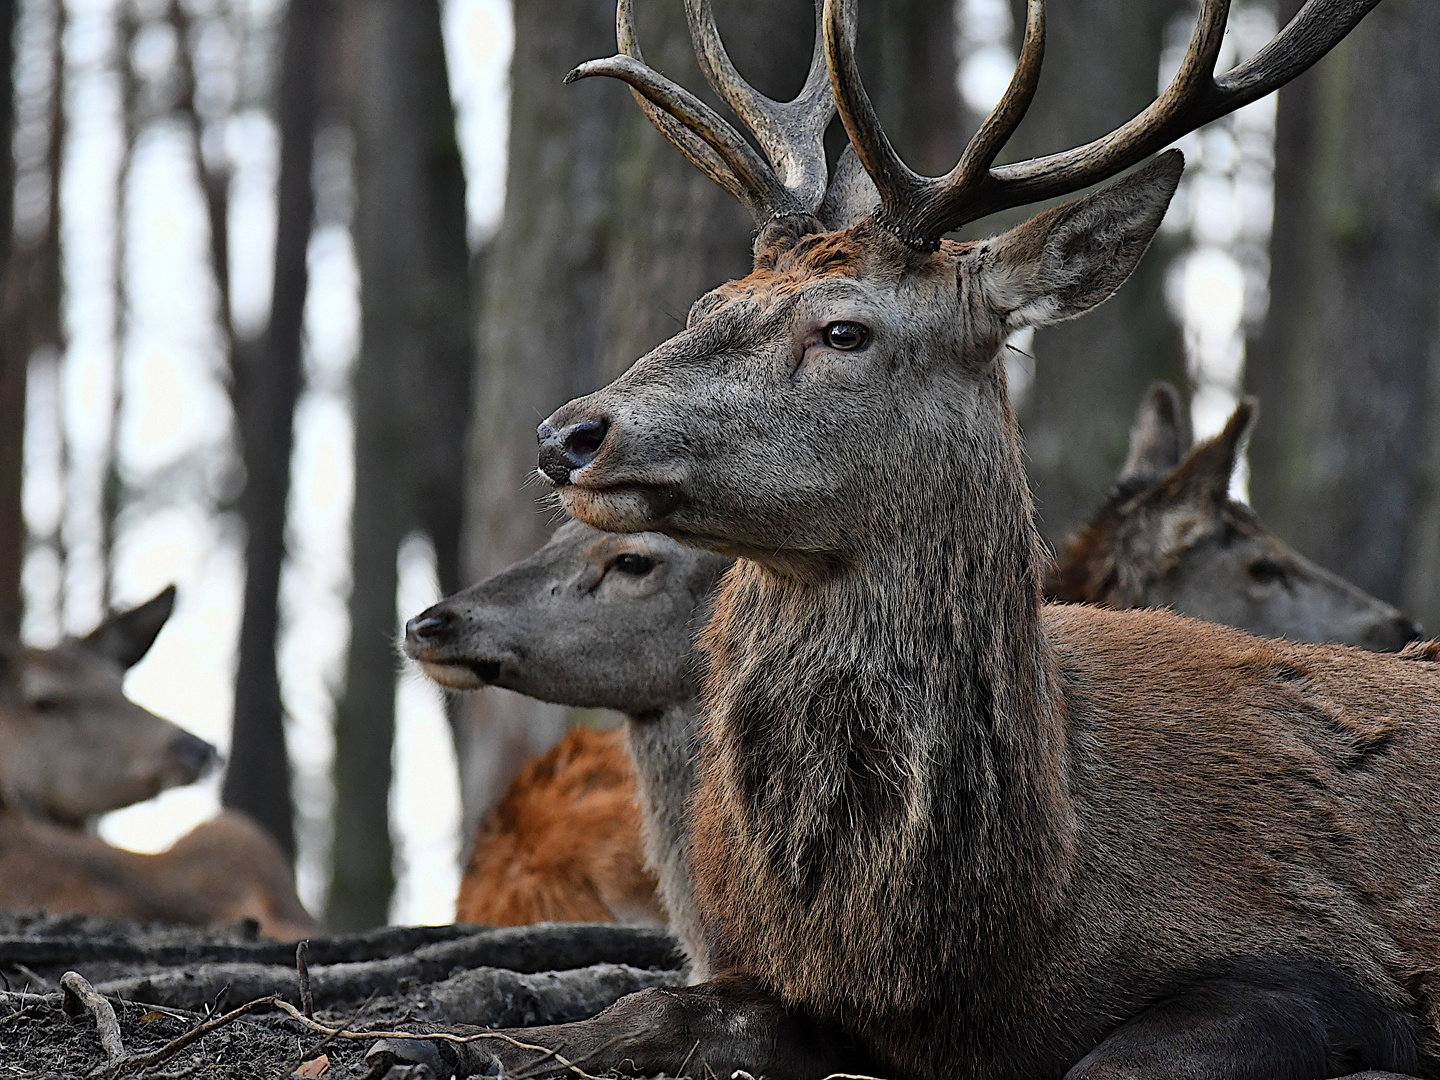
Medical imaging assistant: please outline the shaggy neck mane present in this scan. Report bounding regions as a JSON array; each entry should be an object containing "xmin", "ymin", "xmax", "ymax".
[{"xmin": 691, "ymin": 364, "xmax": 1077, "ymax": 1026}]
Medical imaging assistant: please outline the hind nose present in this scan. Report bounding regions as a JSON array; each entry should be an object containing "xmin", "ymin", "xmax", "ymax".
[
  {"xmin": 170, "ymin": 730, "xmax": 220, "ymax": 780},
  {"xmin": 537, "ymin": 418, "xmax": 608, "ymax": 486},
  {"xmin": 405, "ymin": 607, "xmax": 456, "ymax": 647},
  {"xmin": 1399, "ymin": 617, "xmax": 1426, "ymax": 646}
]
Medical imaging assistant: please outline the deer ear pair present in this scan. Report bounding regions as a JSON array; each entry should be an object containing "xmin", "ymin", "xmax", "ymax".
[{"xmin": 1123, "ymin": 391, "xmax": 1257, "ymax": 508}]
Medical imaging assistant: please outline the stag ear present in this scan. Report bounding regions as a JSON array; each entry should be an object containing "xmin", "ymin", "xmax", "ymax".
[
  {"xmin": 976, "ymin": 151, "xmax": 1183, "ymax": 332},
  {"xmin": 1163, "ymin": 398, "xmax": 1256, "ymax": 507},
  {"xmin": 82, "ymin": 585, "xmax": 177, "ymax": 669},
  {"xmin": 1118, "ymin": 383, "xmax": 1186, "ymax": 488}
]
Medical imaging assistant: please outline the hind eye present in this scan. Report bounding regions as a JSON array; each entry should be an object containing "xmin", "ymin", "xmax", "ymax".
[
  {"xmin": 30, "ymin": 698, "xmax": 62, "ymax": 713},
  {"xmin": 1248, "ymin": 558, "xmax": 1287, "ymax": 584},
  {"xmin": 823, "ymin": 321, "xmax": 869, "ymax": 351},
  {"xmin": 613, "ymin": 553, "xmax": 655, "ymax": 576}
]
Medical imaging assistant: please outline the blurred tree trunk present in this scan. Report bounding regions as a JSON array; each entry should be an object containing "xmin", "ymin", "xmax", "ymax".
[
  {"xmin": 2, "ymin": 0, "xmax": 65, "ymax": 637},
  {"xmin": 1003, "ymin": 0, "xmax": 1185, "ymax": 546},
  {"xmin": 328, "ymin": 0, "xmax": 472, "ymax": 931},
  {"xmin": 458, "ymin": 0, "xmax": 961, "ymax": 841},
  {"xmin": 223, "ymin": 0, "xmax": 330, "ymax": 858},
  {"xmin": 1244, "ymin": 0, "xmax": 1440, "ymax": 631},
  {"xmin": 0, "ymin": 0, "xmax": 22, "ymax": 638}
]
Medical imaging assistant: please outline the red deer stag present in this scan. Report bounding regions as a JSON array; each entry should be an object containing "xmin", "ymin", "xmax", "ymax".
[
  {"xmin": 373, "ymin": 2, "xmax": 1435, "ymax": 1078},
  {"xmin": 406, "ymin": 521, "xmax": 730, "ymax": 975},
  {"xmin": 416, "ymin": 461, "xmax": 1410, "ymax": 981},
  {"xmin": 1049, "ymin": 383, "xmax": 1424, "ymax": 651},
  {"xmin": 0, "ymin": 587, "xmax": 316, "ymax": 937}
]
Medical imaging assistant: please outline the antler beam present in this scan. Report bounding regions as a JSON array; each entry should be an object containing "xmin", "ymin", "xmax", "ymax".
[
  {"xmin": 827, "ymin": 0, "xmax": 1382, "ymax": 250},
  {"xmin": 567, "ymin": 0, "xmax": 836, "ymax": 224}
]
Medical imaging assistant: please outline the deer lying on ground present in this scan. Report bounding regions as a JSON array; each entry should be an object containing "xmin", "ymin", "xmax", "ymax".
[
  {"xmin": 1050, "ymin": 383, "xmax": 1424, "ymax": 651},
  {"xmin": 374, "ymin": 1, "xmax": 1438, "ymax": 1076},
  {"xmin": 407, "ymin": 521, "xmax": 730, "ymax": 974},
  {"xmin": 418, "ymin": 427, "xmax": 1410, "ymax": 972},
  {"xmin": 0, "ymin": 587, "xmax": 316, "ymax": 937},
  {"xmin": 0, "ymin": 810, "xmax": 317, "ymax": 938}
]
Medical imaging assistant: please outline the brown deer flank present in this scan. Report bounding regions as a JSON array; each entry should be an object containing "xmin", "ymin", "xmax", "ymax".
[{"xmin": 372, "ymin": 3, "xmax": 1426, "ymax": 1080}]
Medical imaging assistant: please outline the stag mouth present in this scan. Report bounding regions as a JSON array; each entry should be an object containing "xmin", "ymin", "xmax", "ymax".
[
  {"xmin": 558, "ymin": 481, "xmax": 682, "ymax": 536},
  {"xmin": 413, "ymin": 657, "xmax": 504, "ymax": 692}
]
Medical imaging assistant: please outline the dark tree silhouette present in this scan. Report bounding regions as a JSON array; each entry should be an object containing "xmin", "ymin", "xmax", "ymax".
[
  {"xmin": 1245, "ymin": 0, "xmax": 1440, "ymax": 632},
  {"xmin": 327, "ymin": 0, "xmax": 472, "ymax": 930},
  {"xmin": 223, "ymin": 0, "xmax": 332, "ymax": 857}
]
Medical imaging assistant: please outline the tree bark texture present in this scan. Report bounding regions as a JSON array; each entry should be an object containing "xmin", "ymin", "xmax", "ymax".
[
  {"xmin": 0, "ymin": 0, "xmax": 21, "ymax": 638},
  {"xmin": 458, "ymin": 0, "xmax": 962, "ymax": 841},
  {"xmin": 1003, "ymin": 0, "xmax": 1185, "ymax": 547},
  {"xmin": 1244, "ymin": 0, "xmax": 1440, "ymax": 630},
  {"xmin": 328, "ymin": 0, "xmax": 472, "ymax": 931},
  {"xmin": 223, "ymin": 0, "xmax": 330, "ymax": 860}
]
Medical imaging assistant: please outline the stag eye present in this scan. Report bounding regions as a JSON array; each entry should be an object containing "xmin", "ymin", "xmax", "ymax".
[
  {"xmin": 613, "ymin": 553, "xmax": 655, "ymax": 576},
  {"xmin": 1248, "ymin": 558, "xmax": 1287, "ymax": 585},
  {"xmin": 30, "ymin": 698, "xmax": 62, "ymax": 713},
  {"xmin": 823, "ymin": 321, "xmax": 870, "ymax": 351}
]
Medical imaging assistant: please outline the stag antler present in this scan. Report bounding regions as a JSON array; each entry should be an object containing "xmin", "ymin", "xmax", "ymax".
[
  {"xmin": 566, "ymin": 0, "xmax": 836, "ymax": 224},
  {"xmin": 826, "ymin": 0, "xmax": 1382, "ymax": 250}
]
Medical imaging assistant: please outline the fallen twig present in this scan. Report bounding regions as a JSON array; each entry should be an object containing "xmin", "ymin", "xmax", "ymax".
[
  {"xmin": 115, "ymin": 994, "xmax": 280, "ymax": 1074},
  {"xmin": 270, "ymin": 998, "xmax": 609, "ymax": 1080},
  {"xmin": 61, "ymin": 971, "xmax": 126, "ymax": 1065}
]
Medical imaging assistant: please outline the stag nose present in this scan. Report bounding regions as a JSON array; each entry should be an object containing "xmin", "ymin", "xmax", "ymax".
[
  {"xmin": 537, "ymin": 418, "xmax": 608, "ymax": 486},
  {"xmin": 405, "ymin": 607, "xmax": 456, "ymax": 646},
  {"xmin": 170, "ymin": 730, "xmax": 220, "ymax": 780}
]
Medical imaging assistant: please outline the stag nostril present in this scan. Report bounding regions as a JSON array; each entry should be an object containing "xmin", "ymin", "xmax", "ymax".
[
  {"xmin": 171, "ymin": 730, "xmax": 220, "ymax": 779},
  {"xmin": 537, "ymin": 418, "xmax": 609, "ymax": 486},
  {"xmin": 406, "ymin": 609, "xmax": 455, "ymax": 644}
]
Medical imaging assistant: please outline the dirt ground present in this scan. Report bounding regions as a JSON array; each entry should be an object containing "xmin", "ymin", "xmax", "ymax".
[{"xmin": 0, "ymin": 912, "xmax": 685, "ymax": 1079}]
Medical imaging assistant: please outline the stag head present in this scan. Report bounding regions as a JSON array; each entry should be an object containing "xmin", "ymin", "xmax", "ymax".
[{"xmin": 537, "ymin": 0, "xmax": 1377, "ymax": 573}]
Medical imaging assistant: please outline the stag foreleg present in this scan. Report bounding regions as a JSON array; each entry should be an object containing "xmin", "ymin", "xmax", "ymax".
[
  {"xmin": 1063, "ymin": 976, "xmax": 1419, "ymax": 1080},
  {"xmin": 367, "ymin": 975, "xmax": 875, "ymax": 1080}
]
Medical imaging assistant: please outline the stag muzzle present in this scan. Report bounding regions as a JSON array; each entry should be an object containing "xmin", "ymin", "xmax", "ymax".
[{"xmin": 538, "ymin": 418, "xmax": 609, "ymax": 486}]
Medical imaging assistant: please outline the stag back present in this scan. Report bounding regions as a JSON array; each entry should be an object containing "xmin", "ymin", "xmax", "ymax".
[
  {"xmin": 0, "ymin": 587, "xmax": 218, "ymax": 824},
  {"xmin": 1049, "ymin": 385, "xmax": 1423, "ymax": 652}
]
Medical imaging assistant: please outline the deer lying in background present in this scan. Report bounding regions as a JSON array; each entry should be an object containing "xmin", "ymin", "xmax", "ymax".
[
  {"xmin": 407, "ymin": 521, "xmax": 730, "ymax": 975},
  {"xmin": 1049, "ymin": 383, "xmax": 1424, "ymax": 651},
  {"xmin": 0, "ymin": 587, "xmax": 316, "ymax": 937},
  {"xmin": 0, "ymin": 810, "xmax": 317, "ymax": 938},
  {"xmin": 371, "ymin": 1, "xmax": 1440, "ymax": 1078}
]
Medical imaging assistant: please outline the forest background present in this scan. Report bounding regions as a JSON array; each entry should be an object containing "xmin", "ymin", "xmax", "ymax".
[{"xmin": 0, "ymin": 0, "xmax": 1434, "ymax": 928}]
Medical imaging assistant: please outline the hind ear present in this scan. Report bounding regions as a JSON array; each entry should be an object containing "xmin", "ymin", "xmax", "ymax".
[
  {"xmin": 1165, "ymin": 398, "xmax": 1256, "ymax": 506},
  {"xmin": 978, "ymin": 151, "xmax": 1183, "ymax": 332},
  {"xmin": 1118, "ymin": 383, "xmax": 1186, "ymax": 487},
  {"xmin": 82, "ymin": 584, "xmax": 177, "ymax": 669}
]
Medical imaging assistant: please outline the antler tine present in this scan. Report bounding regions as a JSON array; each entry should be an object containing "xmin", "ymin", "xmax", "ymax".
[
  {"xmin": 823, "ymin": 0, "xmax": 929, "ymax": 240},
  {"xmin": 829, "ymin": 0, "xmax": 1379, "ymax": 248},
  {"xmin": 685, "ymin": 0, "xmax": 834, "ymax": 211},
  {"xmin": 566, "ymin": 0, "xmax": 796, "ymax": 222},
  {"xmin": 943, "ymin": 0, "xmax": 1377, "ymax": 236}
]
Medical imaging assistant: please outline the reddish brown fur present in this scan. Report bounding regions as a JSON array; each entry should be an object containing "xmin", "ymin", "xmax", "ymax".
[
  {"xmin": 456, "ymin": 728, "xmax": 663, "ymax": 928},
  {"xmin": 0, "ymin": 810, "xmax": 316, "ymax": 938}
]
